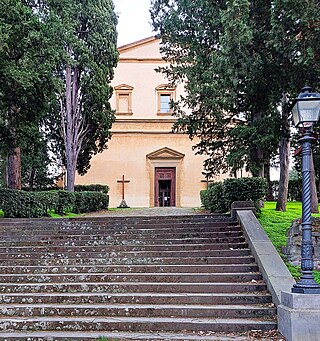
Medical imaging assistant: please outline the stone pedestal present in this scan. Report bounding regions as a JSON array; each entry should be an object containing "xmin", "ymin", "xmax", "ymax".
[
  {"xmin": 278, "ymin": 291, "xmax": 320, "ymax": 341},
  {"xmin": 117, "ymin": 199, "xmax": 130, "ymax": 208}
]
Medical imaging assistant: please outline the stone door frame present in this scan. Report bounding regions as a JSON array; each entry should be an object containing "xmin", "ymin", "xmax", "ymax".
[{"xmin": 146, "ymin": 147, "xmax": 185, "ymax": 208}]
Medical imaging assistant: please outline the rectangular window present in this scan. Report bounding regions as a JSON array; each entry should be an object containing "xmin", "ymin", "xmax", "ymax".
[
  {"xmin": 160, "ymin": 94, "xmax": 171, "ymax": 113},
  {"xmin": 118, "ymin": 93, "xmax": 130, "ymax": 113}
]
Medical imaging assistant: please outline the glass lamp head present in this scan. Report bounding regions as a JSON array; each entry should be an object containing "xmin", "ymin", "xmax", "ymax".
[{"xmin": 291, "ymin": 86, "xmax": 320, "ymax": 128}]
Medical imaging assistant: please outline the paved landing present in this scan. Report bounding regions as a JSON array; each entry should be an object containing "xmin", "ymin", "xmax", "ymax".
[{"xmin": 83, "ymin": 207, "xmax": 206, "ymax": 217}]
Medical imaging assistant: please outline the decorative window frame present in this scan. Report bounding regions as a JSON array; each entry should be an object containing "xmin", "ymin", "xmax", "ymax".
[
  {"xmin": 114, "ymin": 84, "xmax": 134, "ymax": 115},
  {"xmin": 156, "ymin": 84, "xmax": 176, "ymax": 116}
]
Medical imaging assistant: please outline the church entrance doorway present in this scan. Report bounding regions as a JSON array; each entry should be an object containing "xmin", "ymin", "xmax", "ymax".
[{"xmin": 155, "ymin": 167, "xmax": 176, "ymax": 207}]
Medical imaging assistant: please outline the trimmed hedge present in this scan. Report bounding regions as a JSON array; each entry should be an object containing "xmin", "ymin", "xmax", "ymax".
[
  {"xmin": 74, "ymin": 184, "xmax": 109, "ymax": 194},
  {"xmin": 200, "ymin": 183, "xmax": 228, "ymax": 213},
  {"xmin": 200, "ymin": 177, "xmax": 268, "ymax": 213},
  {"xmin": 0, "ymin": 189, "xmax": 109, "ymax": 218},
  {"xmin": 73, "ymin": 191, "xmax": 109, "ymax": 213}
]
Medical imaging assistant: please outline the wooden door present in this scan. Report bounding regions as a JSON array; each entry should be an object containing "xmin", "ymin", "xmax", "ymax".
[{"xmin": 155, "ymin": 167, "xmax": 176, "ymax": 207}]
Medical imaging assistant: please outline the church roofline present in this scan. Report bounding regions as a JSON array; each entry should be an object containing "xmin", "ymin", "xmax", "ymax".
[{"xmin": 118, "ymin": 36, "xmax": 160, "ymax": 54}]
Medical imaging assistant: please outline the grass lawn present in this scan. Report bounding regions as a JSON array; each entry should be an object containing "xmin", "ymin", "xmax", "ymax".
[
  {"xmin": 258, "ymin": 201, "xmax": 320, "ymax": 282},
  {"xmin": 0, "ymin": 209, "xmax": 79, "ymax": 219}
]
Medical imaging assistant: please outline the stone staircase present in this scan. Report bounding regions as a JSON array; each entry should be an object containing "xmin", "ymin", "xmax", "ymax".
[{"xmin": 0, "ymin": 214, "xmax": 277, "ymax": 340}]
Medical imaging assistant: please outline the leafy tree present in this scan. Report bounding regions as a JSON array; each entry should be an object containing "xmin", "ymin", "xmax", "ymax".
[
  {"xmin": 151, "ymin": 0, "xmax": 320, "ymax": 211},
  {"xmin": 151, "ymin": 0, "xmax": 280, "ymax": 181},
  {"xmin": 47, "ymin": 0, "xmax": 118, "ymax": 191},
  {"xmin": 269, "ymin": 0, "xmax": 320, "ymax": 210},
  {"xmin": 0, "ymin": 0, "xmax": 56, "ymax": 189}
]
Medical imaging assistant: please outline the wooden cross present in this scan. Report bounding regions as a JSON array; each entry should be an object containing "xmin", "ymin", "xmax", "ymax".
[
  {"xmin": 201, "ymin": 178, "xmax": 214, "ymax": 190},
  {"xmin": 117, "ymin": 175, "xmax": 130, "ymax": 208},
  {"xmin": 117, "ymin": 174, "xmax": 130, "ymax": 200}
]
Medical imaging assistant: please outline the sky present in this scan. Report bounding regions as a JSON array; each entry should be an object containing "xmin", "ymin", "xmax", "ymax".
[{"xmin": 113, "ymin": 0, "xmax": 154, "ymax": 46}]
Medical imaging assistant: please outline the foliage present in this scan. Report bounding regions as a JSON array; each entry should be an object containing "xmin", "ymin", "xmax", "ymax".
[
  {"xmin": 270, "ymin": 180, "xmax": 303, "ymax": 202},
  {"xmin": 223, "ymin": 177, "xmax": 268, "ymax": 209},
  {"xmin": 200, "ymin": 183, "xmax": 228, "ymax": 213},
  {"xmin": 0, "ymin": 189, "xmax": 108, "ymax": 218},
  {"xmin": 55, "ymin": 191, "xmax": 76, "ymax": 215},
  {"xmin": 258, "ymin": 201, "xmax": 320, "ymax": 283},
  {"xmin": 0, "ymin": 189, "xmax": 57, "ymax": 218},
  {"xmin": 150, "ymin": 0, "xmax": 280, "ymax": 178},
  {"xmin": 151, "ymin": 0, "xmax": 320, "ymax": 214},
  {"xmin": 46, "ymin": 0, "xmax": 118, "ymax": 191},
  {"xmin": 74, "ymin": 184, "xmax": 109, "ymax": 194},
  {"xmin": 201, "ymin": 177, "xmax": 267, "ymax": 212},
  {"xmin": 0, "ymin": 0, "xmax": 58, "ymax": 188},
  {"xmin": 73, "ymin": 191, "xmax": 109, "ymax": 213}
]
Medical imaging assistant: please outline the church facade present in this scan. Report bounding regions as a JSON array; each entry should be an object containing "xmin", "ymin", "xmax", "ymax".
[{"xmin": 76, "ymin": 37, "xmax": 227, "ymax": 208}]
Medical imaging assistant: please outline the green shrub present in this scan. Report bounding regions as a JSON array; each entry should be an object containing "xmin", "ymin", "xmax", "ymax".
[
  {"xmin": 200, "ymin": 183, "xmax": 228, "ymax": 213},
  {"xmin": 0, "ymin": 188, "xmax": 109, "ymax": 218},
  {"xmin": 55, "ymin": 191, "xmax": 76, "ymax": 215},
  {"xmin": 0, "ymin": 189, "xmax": 54, "ymax": 218},
  {"xmin": 223, "ymin": 177, "xmax": 268, "ymax": 209},
  {"xmin": 74, "ymin": 184, "xmax": 109, "ymax": 194},
  {"xmin": 200, "ymin": 177, "xmax": 267, "ymax": 213},
  {"xmin": 73, "ymin": 192, "xmax": 109, "ymax": 213}
]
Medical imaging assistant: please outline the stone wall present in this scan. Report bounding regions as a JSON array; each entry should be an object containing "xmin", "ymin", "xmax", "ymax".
[{"xmin": 284, "ymin": 217, "xmax": 320, "ymax": 268}]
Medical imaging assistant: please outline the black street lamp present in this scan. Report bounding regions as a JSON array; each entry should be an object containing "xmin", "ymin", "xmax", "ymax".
[{"xmin": 291, "ymin": 86, "xmax": 320, "ymax": 294}]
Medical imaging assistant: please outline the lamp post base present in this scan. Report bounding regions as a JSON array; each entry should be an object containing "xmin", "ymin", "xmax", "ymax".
[
  {"xmin": 292, "ymin": 286, "xmax": 320, "ymax": 294},
  {"xmin": 292, "ymin": 279, "xmax": 320, "ymax": 294}
]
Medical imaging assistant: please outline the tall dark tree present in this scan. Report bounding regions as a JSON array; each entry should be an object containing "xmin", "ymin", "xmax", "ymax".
[
  {"xmin": 270, "ymin": 0, "xmax": 320, "ymax": 210},
  {"xmin": 151, "ymin": 0, "xmax": 320, "ymax": 211},
  {"xmin": 151, "ymin": 0, "xmax": 280, "ymax": 180},
  {"xmin": 0, "ymin": 0, "xmax": 56, "ymax": 189},
  {"xmin": 47, "ymin": 0, "xmax": 118, "ymax": 191}
]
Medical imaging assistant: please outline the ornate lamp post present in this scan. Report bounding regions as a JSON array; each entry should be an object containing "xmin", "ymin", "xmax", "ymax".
[{"xmin": 291, "ymin": 86, "xmax": 320, "ymax": 294}]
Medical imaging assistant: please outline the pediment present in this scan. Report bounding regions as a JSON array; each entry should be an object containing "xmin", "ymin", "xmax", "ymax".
[
  {"xmin": 146, "ymin": 147, "xmax": 185, "ymax": 160},
  {"xmin": 114, "ymin": 84, "xmax": 134, "ymax": 91}
]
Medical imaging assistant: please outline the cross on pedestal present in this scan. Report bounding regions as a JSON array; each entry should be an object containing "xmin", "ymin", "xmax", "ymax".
[
  {"xmin": 117, "ymin": 174, "xmax": 130, "ymax": 208},
  {"xmin": 201, "ymin": 178, "xmax": 214, "ymax": 190}
]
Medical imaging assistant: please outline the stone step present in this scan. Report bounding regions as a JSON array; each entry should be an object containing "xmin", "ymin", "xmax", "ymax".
[
  {"xmin": 0, "ymin": 330, "xmax": 263, "ymax": 340},
  {"xmin": 0, "ymin": 241, "xmax": 249, "ymax": 253},
  {"xmin": 0, "ymin": 236, "xmax": 246, "ymax": 247},
  {"xmin": 0, "ymin": 255, "xmax": 256, "ymax": 266},
  {"xmin": 0, "ymin": 215, "xmax": 277, "ymax": 337},
  {"xmin": 0, "ymin": 303, "xmax": 276, "ymax": 318},
  {"xmin": 0, "ymin": 292, "xmax": 272, "ymax": 305},
  {"xmin": 0, "ymin": 282, "xmax": 267, "ymax": 294},
  {"xmin": 0, "ymin": 249, "xmax": 252, "ymax": 260},
  {"xmin": 0, "ymin": 264, "xmax": 259, "ymax": 274},
  {"xmin": 0, "ymin": 316, "xmax": 277, "ymax": 333},
  {"xmin": 0, "ymin": 220, "xmax": 239, "ymax": 231},
  {"xmin": 0, "ymin": 272, "xmax": 262, "ymax": 283},
  {"xmin": 0, "ymin": 231, "xmax": 244, "ymax": 242},
  {"xmin": 0, "ymin": 215, "xmax": 231, "ymax": 225}
]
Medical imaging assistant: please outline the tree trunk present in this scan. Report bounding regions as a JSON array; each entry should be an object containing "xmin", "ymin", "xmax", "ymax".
[
  {"xmin": 264, "ymin": 161, "xmax": 274, "ymax": 201},
  {"xmin": 7, "ymin": 146, "xmax": 22, "ymax": 190},
  {"xmin": 276, "ymin": 137, "xmax": 290, "ymax": 211},
  {"xmin": 310, "ymin": 153, "xmax": 319, "ymax": 213},
  {"xmin": 276, "ymin": 93, "xmax": 290, "ymax": 212},
  {"xmin": 29, "ymin": 166, "xmax": 36, "ymax": 190}
]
